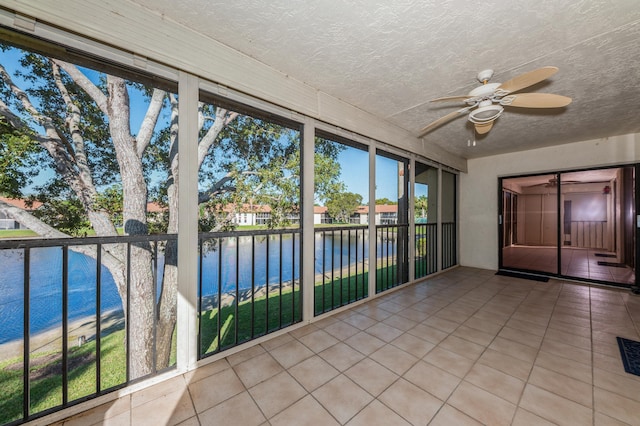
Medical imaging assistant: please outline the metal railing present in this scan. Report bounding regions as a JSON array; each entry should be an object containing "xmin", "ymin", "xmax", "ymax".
[
  {"xmin": 314, "ymin": 226, "xmax": 368, "ymax": 315},
  {"xmin": 376, "ymin": 224, "xmax": 410, "ymax": 293},
  {"xmin": 0, "ymin": 234, "xmax": 176, "ymax": 426},
  {"xmin": 198, "ymin": 229, "xmax": 302, "ymax": 358},
  {"xmin": 415, "ymin": 223, "xmax": 437, "ymax": 279},
  {"xmin": 442, "ymin": 222, "xmax": 457, "ymax": 269},
  {"xmin": 567, "ymin": 220, "xmax": 607, "ymax": 249},
  {"xmin": 0, "ymin": 220, "xmax": 458, "ymax": 425}
]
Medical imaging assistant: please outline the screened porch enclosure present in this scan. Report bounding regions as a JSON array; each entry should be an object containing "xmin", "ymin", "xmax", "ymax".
[{"xmin": 0, "ymin": 25, "xmax": 458, "ymax": 426}]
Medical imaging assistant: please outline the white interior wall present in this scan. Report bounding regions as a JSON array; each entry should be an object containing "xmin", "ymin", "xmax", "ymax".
[{"xmin": 459, "ymin": 132, "xmax": 640, "ymax": 270}]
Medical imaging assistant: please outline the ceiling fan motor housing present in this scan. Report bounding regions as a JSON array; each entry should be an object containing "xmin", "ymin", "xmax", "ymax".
[{"xmin": 468, "ymin": 82, "xmax": 500, "ymax": 99}]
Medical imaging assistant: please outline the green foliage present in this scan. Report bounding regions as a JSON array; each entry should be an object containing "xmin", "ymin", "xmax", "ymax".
[
  {"xmin": 415, "ymin": 195, "xmax": 428, "ymax": 219},
  {"xmin": 94, "ymin": 184, "xmax": 123, "ymax": 226},
  {"xmin": 375, "ymin": 197, "xmax": 398, "ymax": 205},
  {"xmin": 313, "ymin": 137, "xmax": 346, "ymax": 204},
  {"xmin": 1, "ymin": 44, "xmax": 346, "ymax": 235},
  {"xmin": 0, "ymin": 118, "xmax": 40, "ymax": 197},
  {"xmin": 30, "ymin": 197, "xmax": 90, "ymax": 236},
  {"xmin": 326, "ymin": 191, "xmax": 363, "ymax": 223},
  {"xmin": 15, "ymin": 52, "xmax": 119, "ymax": 187}
]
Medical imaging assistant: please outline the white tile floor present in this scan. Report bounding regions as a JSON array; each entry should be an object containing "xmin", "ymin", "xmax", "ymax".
[
  {"xmin": 52, "ymin": 267, "xmax": 640, "ymax": 425},
  {"xmin": 502, "ymin": 246, "xmax": 635, "ymax": 284}
]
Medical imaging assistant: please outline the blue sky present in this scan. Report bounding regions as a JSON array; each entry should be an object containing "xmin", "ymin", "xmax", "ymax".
[
  {"xmin": 336, "ymin": 147, "xmax": 407, "ymax": 203},
  {"xmin": 2, "ymin": 45, "xmax": 400, "ymax": 201}
]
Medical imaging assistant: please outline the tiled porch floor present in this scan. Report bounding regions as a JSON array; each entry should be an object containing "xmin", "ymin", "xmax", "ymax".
[
  {"xmin": 53, "ymin": 267, "xmax": 640, "ymax": 425},
  {"xmin": 502, "ymin": 245, "xmax": 635, "ymax": 284}
]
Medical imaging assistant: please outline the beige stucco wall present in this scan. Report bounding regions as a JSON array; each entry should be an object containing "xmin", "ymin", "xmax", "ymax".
[{"xmin": 459, "ymin": 132, "xmax": 640, "ymax": 270}]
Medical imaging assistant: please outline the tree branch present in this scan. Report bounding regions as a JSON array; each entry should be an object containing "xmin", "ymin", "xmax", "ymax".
[
  {"xmin": 197, "ymin": 107, "xmax": 238, "ymax": 168},
  {"xmin": 197, "ymin": 171, "xmax": 259, "ymax": 204},
  {"xmin": 52, "ymin": 59, "xmax": 108, "ymax": 115},
  {"xmin": 136, "ymin": 89, "xmax": 166, "ymax": 157},
  {"xmin": 168, "ymin": 93, "xmax": 179, "ymax": 170},
  {"xmin": 0, "ymin": 199, "xmax": 126, "ymax": 285},
  {"xmin": 0, "ymin": 64, "xmax": 93, "ymax": 205},
  {"xmin": 51, "ymin": 60, "xmax": 96, "ymax": 194}
]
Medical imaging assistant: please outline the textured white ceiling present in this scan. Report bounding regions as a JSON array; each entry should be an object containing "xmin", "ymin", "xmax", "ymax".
[{"xmin": 130, "ymin": 0, "xmax": 640, "ymax": 159}]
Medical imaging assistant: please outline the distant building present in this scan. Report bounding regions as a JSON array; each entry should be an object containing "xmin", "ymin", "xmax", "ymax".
[
  {"xmin": 0, "ymin": 197, "xmax": 42, "ymax": 230},
  {"xmin": 313, "ymin": 204, "xmax": 397, "ymax": 225},
  {"xmin": 0, "ymin": 198, "xmax": 167, "ymax": 231},
  {"xmin": 314, "ymin": 206, "xmax": 331, "ymax": 224},
  {"xmin": 222, "ymin": 203, "xmax": 272, "ymax": 226},
  {"xmin": 374, "ymin": 204, "xmax": 398, "ymax": 225}
]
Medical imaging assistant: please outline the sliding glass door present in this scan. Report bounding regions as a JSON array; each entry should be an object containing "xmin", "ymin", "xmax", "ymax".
[
  {"xmin": 501, "ymin": 173, "xmax": 558, "ymax": 274},
  {"xmin": 500, "ymin": 166, "xmax": 637, "ymax": 287}
]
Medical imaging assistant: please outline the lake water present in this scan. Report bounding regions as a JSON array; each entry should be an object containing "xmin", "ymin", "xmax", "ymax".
[{"xmin": 0, "ymin": 231, "xmax": 391, "ymax": 344}]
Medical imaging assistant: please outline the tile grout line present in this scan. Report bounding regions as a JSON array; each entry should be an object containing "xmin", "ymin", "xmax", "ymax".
[{"xmin": 443, "ymin": 274, "xmax": 544, "ymax": 425}]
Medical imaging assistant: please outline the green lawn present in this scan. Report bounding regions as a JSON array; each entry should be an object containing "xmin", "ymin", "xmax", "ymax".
[
  {"xmin": 200, "ymin": 286, "xmax": 302, "ymax": 354},
  {"xmin": 0, "ymin": 322, "xmax": 177, "ymax": 426},
  {"xmin": 314, "ymin": 272, "xmax": 369, "ymax": 315},
  {"xmin": 199, "ymin": 267, "xmax": 382, "ymax": 356},
  {"xmin": 0, "ymin": 329, "xmax": 126, "ymax": 425},
  {"xmin": 1, "ymin": 263, "xmax": 395, "ymax": 425},
  {"xmin": 0, "ymin": 229, "xmax": 38, "ymax": 238},
  {"xmin": 0, "ymin": 228, "xmax": 126, "ymax": 239}
]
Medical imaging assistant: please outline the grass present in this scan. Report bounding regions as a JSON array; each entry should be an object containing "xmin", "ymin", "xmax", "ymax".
[
  {"xmin": 314, "ymin": 272, "xmax": 369, "ymax": 315},
  {"xmin": 0, "ymin": 229, "xmax": 38, "ymax": 238},
  {"xmin": 199, "ymin": 265, "xmax": 387, "ymax": 355},
  {"xmin": 200, "ymin": 263, "xmax": 397, "ymax": 355},
  {"xmin": 0, "ymin": 329, "xmax": 126, "ymax": 425},
  {"xmin": 0, "ymin": 263, "xmax": 395, "ymax": 425},
  {"xmin": 0, "ymin": 228, "xmax": 126, "ymax": 239},
  {"xmin": 0, "ymin": 322, "xmax": 177, "ymax": 426},
  {"xmin": 200, "ymin": 286, "xmax": 302, "ymax": 354}
]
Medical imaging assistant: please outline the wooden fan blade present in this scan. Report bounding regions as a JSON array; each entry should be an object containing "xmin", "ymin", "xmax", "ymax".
[
  {"xmin": 430, "ymin": 95, "xmax": 472, "ymax": 103},
  {"xmin": 418, "ymin": 107, "xmax": 472, "ymax": 137},
  {"xmin": 497, "ymin": 66, "xmax": 558, "ymax": 94},
  {"xmin": 474, "ymin": 121, "xmax": 493, "ymax": 135},
  {"xmin": 501, "ymin": 93, "xmax": 572, "ymax": 108}
]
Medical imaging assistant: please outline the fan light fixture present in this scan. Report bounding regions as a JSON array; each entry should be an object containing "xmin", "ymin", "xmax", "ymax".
[{"xmin": 468, "ymin": 101, "xmax": 503, "ymax": 124}]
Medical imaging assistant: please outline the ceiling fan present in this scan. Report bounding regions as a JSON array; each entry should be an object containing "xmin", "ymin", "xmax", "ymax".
[
  {"xmin": 530, "ymin": 177, "xmax": 580, "ymax": 188},
  {"xmin": 418, "ymin": 66, "xmax": 572, "ymax": 137}
]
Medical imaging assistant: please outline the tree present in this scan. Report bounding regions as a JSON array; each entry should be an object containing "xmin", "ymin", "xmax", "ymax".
[
  {"xmin": 415, "ymin": 195, "xmax": 428, "ymax": 220},
  {"xmin": 326, "ymin": 192, "xmax": 362, "ymax": 223},
  {"xmin": 0, "ymin": 44, "xmax": 342, "ymax": 377},
  {"xmin": 314, "ymin": 138, "xmax": 345, "ymax": 205},
  {"xmin": 375, "ymin": 197, "xmax": 397, "ymax": 205},
  {"xmin": 0, "ymin": 117, "xmax": 39, "ymax": 196}
]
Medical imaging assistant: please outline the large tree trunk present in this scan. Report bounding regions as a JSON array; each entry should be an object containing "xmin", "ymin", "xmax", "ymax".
[
  {"xmin": 2, "ymin": 56, "xmax": 174, "ymax": 379},
  {"xmin": 107, "ymin": 76, "xmax": 156, "ymax": 379},
  {"xmin": 156, "ymin": 97, "xmax": 179, "ymax": 368}
]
